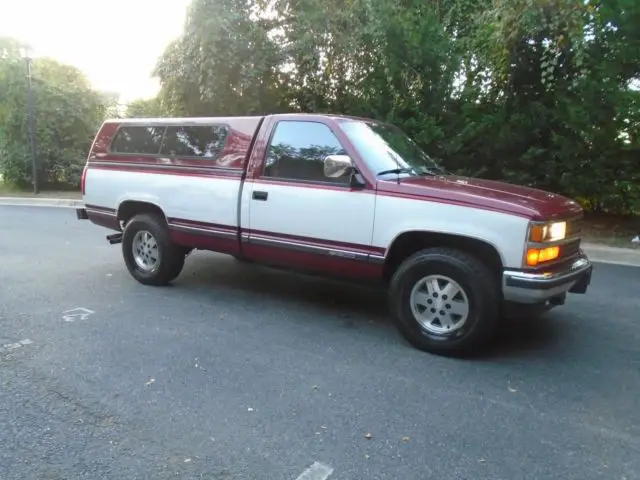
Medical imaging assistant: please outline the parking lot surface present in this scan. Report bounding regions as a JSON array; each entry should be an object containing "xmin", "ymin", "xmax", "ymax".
[{"xmin": 1, "ymin": 206, "xmax": 639, "ymax": 479}]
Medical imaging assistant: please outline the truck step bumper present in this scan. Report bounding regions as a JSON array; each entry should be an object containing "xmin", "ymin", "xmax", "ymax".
[
  {"xmin": 502, "ymin": 252, "xmax": 593, "ymax": 305},
  {"xmin": 76, "ymin": 207, "xmax": 88, "ymax": 220}
]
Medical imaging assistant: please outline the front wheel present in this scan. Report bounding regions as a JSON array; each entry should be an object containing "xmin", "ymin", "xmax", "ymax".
[
  {"xmin": 389, "ymin": 247, "xmax": 500, "ymax": 357},
  {"xmin": 122, "ymin": 213, "xmax": 186, "ymax": 286}
]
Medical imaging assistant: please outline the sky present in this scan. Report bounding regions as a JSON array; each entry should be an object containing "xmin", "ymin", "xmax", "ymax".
[{"xmin": 0, "ymin": 0, "xmax": 191, "ymax": 103}]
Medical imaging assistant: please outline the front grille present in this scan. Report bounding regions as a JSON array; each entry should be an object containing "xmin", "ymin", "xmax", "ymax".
[
  {"xmin": 565, "ymin": 217, "xmax": 583, "ymax": 238},
  {"xmin": 560, "ymin": 239, "xmax": 581, "ymax": 259}
]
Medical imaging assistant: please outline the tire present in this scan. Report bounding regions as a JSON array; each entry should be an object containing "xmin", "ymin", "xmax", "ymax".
[
  {"xmin": 121, "ymin": 213, "xmax": 186, "ymax": 286},
  {"xmin": 166, "ymin": 246, "xmax": 193, "ymax": 281},
  {"xmin": 389, "ymin": 247, "xmax": 500, "ymax": 357},
  {"xmin": 166, "ymin": 254, "xmax": 186, "ymax": 282}
]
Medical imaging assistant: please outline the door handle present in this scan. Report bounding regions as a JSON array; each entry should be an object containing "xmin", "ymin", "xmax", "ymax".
[{"xmin": 252, "ymin": 190, "xmax": 268, "ymax": 201}]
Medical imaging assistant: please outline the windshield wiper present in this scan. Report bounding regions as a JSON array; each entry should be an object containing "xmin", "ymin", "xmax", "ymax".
[
  {"xmin": 376, "ymin": 167, "xmax": 416, "ymax": 176},
  {"xmin": 377, "ymin": 167, "xmax": 443, "ymax": 177}
]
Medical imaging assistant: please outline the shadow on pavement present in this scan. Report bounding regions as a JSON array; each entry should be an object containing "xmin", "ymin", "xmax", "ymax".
[
  {"xmin": 174, "ymin": 252, "xmax": 567, "ymax": 359},
  {"xmin": 478, "ymin": 314, "xmax": 564, "ymax": 360}
]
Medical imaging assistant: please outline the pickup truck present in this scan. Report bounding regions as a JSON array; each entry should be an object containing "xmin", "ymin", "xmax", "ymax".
[{"xmin": 76, "ymin": 113, "xmax": 593, "ymax": 356}]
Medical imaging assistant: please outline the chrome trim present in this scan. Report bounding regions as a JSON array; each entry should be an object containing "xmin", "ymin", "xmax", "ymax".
[
  {"xmin": 249, "ymin": 235, "xmax": 370, "ymax": 261},
  {"xmin": 503, "ymin": 252, "xmax": 592, "ymax": 304},
  {"xmin": 369, "ymin": 254, "xmax": 386, "ymax": 265},
  {"xmin": 327, "ymin": 249, "xmax": 358, "ymax": 259},
  {"xmin": 246, "ymin": 234, "xmax": 386, "ymax": 263},
  {"xmin": 526, "ymin": 236, "xmax": 582, "ymax": 249},
  {"xmin": 168, "ymin": 223, "xmax": 236, "ymax": 238},
  {"xmin": 86, "ymin": 207, "xmax": 117, "ymax": 217},
  {"xmin": 186, "ymin": 229, "xmax": 381, "ymax": 263}
]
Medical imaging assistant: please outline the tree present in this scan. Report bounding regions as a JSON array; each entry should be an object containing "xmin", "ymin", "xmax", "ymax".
[
  {"xmin": 154, "ymin": 0, "xmax": 288, "ymax": 116},
  {"xmin": 154, "ymin": 0, "xmax": 640, "ymax": 213},
  {"xmin": 125, "ymin": 97, "xmax": 168, "ymax": 118},
  {"xmin": 462, "ymin": 0, "xmax": 640, "ymax": 212},
  {"xmin": 0, "ymin": 37, "xmax": 108, "ymax": 189}
]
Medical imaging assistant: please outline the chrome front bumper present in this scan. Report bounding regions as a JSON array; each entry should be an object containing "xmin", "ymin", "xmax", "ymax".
[{"xmin": 502, "ymin": 252, "xmax": 593, "ymax": 304}]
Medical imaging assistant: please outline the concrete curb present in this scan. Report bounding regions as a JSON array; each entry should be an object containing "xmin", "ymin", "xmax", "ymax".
[
  {"xmin": 581, "ymin": 243, "xmax": 640, "ymax": 268},
  {"xmin": 2, "ymin": 197, "xmax": 639, "ymax": 267},
  {"xmin": 0, "ymin": 196, "xmax": 83, "ymax": 208}
]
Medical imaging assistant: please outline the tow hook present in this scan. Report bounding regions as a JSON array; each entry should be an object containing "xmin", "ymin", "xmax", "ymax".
[
  {"xmin": 106, "ymin": 233, "xmax": 123, "ymax": 245},
  {"xmin": 547, "ymin": 294, "xmax": 566, "ymax": 307}
]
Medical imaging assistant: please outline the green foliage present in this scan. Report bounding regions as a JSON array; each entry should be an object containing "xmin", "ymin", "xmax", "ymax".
[
  {"xmin": 152, "ymin": 0, "xmax": 639, "ymax": 214},
  {"xmin": 0, "ymin": 38, "xmax": 109, "ymax": 189},
  {"xmin": 153, "ymin": 0, "xmax": 289, "ymax": 116},
  {"xmin": 4, "ymin": 0, "xmax": 638, "ymax": 211},
  {"xmin": 125, "ymin": 97, "xmax": 169, "ymax": 118}
]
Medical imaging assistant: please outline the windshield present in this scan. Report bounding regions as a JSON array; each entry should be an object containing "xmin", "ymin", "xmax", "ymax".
[{"xmin": 340, "ymin": 120, "xmax": 443, "ymax": 177}]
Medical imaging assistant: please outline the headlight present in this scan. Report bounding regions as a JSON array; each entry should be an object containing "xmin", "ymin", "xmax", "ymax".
[{"xmin": 529, "ymin": 221, "xmax": 566, "ymax": 243}]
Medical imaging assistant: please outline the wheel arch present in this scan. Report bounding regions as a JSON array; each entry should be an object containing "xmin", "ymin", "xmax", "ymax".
[
  {"xmin": 117, "ymin": 199, "xmax": 168, "ymax": 227},
  {"xmin": 383, "ymin": 230, "xmax": 504, "ymax": 283}
]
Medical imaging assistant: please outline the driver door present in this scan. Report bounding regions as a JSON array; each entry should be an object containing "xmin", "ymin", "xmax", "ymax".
[{"xmin": 243, "ymin": 119, "xmax": 378, "ymax": 278}]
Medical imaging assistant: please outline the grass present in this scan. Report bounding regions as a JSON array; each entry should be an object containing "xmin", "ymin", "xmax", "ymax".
[
  {"xmin": 0, "ymin": 182, "xmax": 82, "ymax": 199},
  {"xmin": 1, "ymin": 182, "xmax": 637, "ymax": 248}
]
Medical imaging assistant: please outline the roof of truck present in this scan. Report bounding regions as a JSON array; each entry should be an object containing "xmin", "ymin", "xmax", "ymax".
[
  {"xmin": 106, "ymin": 113, "xmax": 374, "ymax": 125},
  {"xmin": 107, "ymin": 116, "xmax": 264, "ymax": 124}
]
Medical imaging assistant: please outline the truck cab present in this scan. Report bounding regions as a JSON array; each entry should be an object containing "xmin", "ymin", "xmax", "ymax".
[{"xmin": 77, "ymin": 113, "xmax": 593, "ymax": 357}]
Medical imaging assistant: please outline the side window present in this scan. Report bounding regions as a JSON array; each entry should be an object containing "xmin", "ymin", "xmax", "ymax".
[
  {"xmin": 110, "ymin": 126, "xmax": 165, "ymax": 155},
  {"xmin": 160, "ymin": 125, "xmax": 229, "ymax": 160},
  {"xmin": 264, "ymin": 121, "xmax": 348, "ymax": 183}
]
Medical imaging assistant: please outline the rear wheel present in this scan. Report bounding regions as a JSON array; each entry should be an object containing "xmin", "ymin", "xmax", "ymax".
[
  {"xmin": 122, "ymin": 213, "xmax": 186, "ymax": 285},
  {"xmin": 389, "ymin": 247, "xmax": 500, "ymax": 357}
]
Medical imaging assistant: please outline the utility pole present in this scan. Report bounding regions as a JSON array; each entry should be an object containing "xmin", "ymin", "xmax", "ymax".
[{"xmin": 25, "ymin": 52, "xmax": 38, "ymax": 194}]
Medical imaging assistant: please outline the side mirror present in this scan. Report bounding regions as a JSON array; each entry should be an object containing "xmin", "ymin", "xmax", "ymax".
[{"xmin": 323, "ymin": 154, "xmax": 353, "ymax": 178}]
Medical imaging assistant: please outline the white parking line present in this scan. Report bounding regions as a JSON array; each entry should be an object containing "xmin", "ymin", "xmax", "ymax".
[
  {"xmin": 0, "ymin": 339, "xmax": 34, "ymax": 354},
  {"xmin": 62, "ymin": 307, "xmax": 95, "ymax": 323},
  {"xmin": 295, "ymin": 462, "xmax": 334, "ymax": 480}
]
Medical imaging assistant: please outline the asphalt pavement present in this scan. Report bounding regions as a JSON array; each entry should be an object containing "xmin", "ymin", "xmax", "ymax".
[{"xmin": 1, "ymin": 205, "xmax": 639, "ymax": 480}]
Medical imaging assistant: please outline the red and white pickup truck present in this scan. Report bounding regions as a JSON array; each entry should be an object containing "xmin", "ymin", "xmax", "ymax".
[{"xmin": 76, "ymin": 113, "xmax": 593, "ymax": 356}]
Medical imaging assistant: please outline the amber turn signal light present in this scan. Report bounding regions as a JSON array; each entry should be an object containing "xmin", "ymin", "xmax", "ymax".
[{"xmin": 526, "ymin": 246, "xmax": 560, "ymax": 266}]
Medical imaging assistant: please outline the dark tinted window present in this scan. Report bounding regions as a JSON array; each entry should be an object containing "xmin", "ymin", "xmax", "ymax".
[
  {"xmin": 264, "ymin": 121, "xmax": 347, "ymax": 183},
  {"xmin": 160, "ymin": 125, "xmax": 229, "ymax": 159},
  {"xmin": 110, "ymin": 126, "xmax": 165, "ymax": 154}
]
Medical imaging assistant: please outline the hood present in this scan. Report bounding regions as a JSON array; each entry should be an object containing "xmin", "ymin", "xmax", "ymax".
[{"xmin": 377, "ymin": 174, "xmax": 583, "ymax": 220}]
